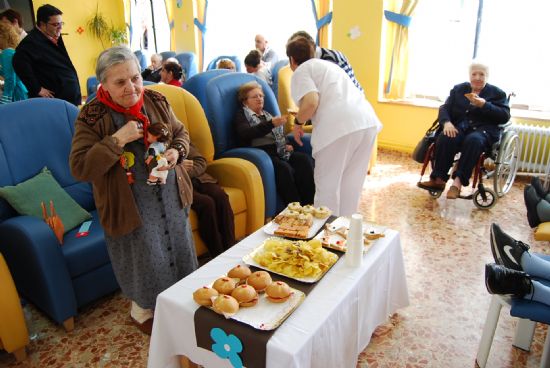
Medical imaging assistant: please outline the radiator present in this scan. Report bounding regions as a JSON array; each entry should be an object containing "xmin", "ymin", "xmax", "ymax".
[{"xmin": 511, "ymin": 123, "xmax": 550, "ymax": 174}]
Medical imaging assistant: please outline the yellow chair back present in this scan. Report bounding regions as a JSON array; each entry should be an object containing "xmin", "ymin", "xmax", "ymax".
[{"xmin": 145, "ymin": 84, "xmax": 215, "ymax": 163}]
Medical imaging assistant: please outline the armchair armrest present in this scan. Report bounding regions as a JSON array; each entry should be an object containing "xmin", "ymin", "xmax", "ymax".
[
  {"xmin": 0, "ymin": 216, "xmax": 77, "ymax": 325},
  {"xmin": 287, "ymin": 133, "xmax": 312, "ymax": 155},
  {"xmin": 0, "ymin": 254, "xmax": 29, "ymax": 354},
  {"xmin": 206, "ymin": 158, "xmax": 265, "ymax": 234},
  {"xmin": 220, "ymin": 147, "xmax": 277, "ymax": 218}
]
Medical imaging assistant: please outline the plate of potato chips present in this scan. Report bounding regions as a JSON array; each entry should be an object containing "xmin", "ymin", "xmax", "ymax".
[{"xmin": 243, "ymin": 237, "xmax": 339, "ymax": 283}]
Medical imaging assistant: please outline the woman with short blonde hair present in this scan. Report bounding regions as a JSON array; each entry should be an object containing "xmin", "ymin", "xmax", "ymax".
[{"xmin": 0, "ymin": 22, "xmax": 27, "ymax": 103}]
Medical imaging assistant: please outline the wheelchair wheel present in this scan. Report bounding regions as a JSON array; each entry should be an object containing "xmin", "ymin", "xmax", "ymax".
[
  {"xmin": 493, "ymin": 132, "xmax": 520, "ymax": 197},
  {"xmin": 473, "ymin": 187, "xmax": 497, "ymax": 210}
]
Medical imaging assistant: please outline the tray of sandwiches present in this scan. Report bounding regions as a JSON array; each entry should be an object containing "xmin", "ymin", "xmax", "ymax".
[
  {"xmin": 192, "ymin": 264, "xmax": 305, "ymax": 330},
  {"xmin": 242, "ymin": 237, "xmax": 339, "ymax": 283},
  {"xmin": 314, "ymin": 216, "xmax": 386, "ymax": 253},
  {"xmin": 263, "ymin": 203, "xmax": 332, "ymax": 239}
]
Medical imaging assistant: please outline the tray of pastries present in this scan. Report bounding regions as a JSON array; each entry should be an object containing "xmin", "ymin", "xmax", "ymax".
[
  {"xmin": 243, "ymin": 237, "xmax": 338, "ymax": 283},
  {"xmin": 314, "ymin": 216, "xmax": 386, "ymax": 253},
  {"xmin": 263, "ymin": 203, "xmax": 332, "ymax": 239},
  {"xmin": 192, "ymin": 265, "xmax": 305, "ymax": 330}
]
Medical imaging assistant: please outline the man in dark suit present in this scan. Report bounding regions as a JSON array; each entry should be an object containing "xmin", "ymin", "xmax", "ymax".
[{"xmin": 13, "ymin": 4, "xmax": 81, "ymax": 106}]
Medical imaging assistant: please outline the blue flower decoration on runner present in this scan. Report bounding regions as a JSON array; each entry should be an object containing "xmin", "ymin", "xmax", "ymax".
[{"xmin": 210, "ymin": 327, "xmax": 243, "ymax": 368}]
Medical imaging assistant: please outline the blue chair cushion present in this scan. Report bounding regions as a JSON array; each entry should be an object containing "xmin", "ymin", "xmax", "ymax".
[{"xmin": 61, "ymin": 210, "xmax": 110, "ymax": 278}]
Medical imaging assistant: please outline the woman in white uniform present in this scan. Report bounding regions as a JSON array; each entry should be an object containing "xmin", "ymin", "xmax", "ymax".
[{"xmin": 286, "ymin": 37, "xmax": 382, "ymax": 216}]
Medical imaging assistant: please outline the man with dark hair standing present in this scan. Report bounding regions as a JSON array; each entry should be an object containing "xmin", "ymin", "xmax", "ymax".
[
  {"xmin": 0, "ymin": 9, "xmax": 27, "ymax": 39},
  {"xmin": 13, "ymin": 4, "xmax": 81, "ymax": 106}
]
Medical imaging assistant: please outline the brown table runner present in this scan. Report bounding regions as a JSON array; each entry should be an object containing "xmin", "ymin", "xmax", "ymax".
[{"xmin": 194, "ymin": 217, "xmax": 340, "ymax": 368}]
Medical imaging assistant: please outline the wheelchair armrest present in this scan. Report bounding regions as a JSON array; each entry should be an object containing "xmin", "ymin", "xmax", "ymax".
[
  {"xmin": 219, "ymin": 147, "xmax": 277, "ymax": 218},
  {"xmin": 0, "ymin": 216, "xmax": 77, "ymax": 324},
  {"xmin": 206, "ymin": 158, "xmax": 265, "ymax": 234}
]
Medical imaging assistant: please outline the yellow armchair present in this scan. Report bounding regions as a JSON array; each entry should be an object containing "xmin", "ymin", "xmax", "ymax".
[
  {"xmin": 277, "ymin": 65, "xmax": 312, "ymax": 134},
  {"xmin": 0, "ymin": 253, "xmax": 29, "ymax": 362},
  {"xmin": 145, "ymin": 84, "xmax": 265, "ymax": 256}
]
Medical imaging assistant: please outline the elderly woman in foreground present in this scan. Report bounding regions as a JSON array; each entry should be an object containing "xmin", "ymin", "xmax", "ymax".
[
  {"xmin": 286, "ymin": 37, "xmax": 382, "ymax": 217},
  {"xmin": 418, "ymin": 61, "xmax": 511, "ymax": 198},
  {"xmin": 69, "ymin": 46, "xmax": 197, "ymax": 334}
]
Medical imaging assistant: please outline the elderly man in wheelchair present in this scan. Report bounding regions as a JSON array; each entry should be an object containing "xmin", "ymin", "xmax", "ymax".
[{"xmin": 417, "ymin": 61, "xmax": 519, "ymax": 209}]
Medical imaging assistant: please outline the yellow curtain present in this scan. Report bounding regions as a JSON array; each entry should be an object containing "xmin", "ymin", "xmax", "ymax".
[
  {"xmin": 311, "ymin": 0, "xmax": 332, "ymax": 47},
  {"xmin": 193, "ymin": 0, "xmax": 208, "ymax": 70},
  {"xmin": 383, "ymin": 0, "xmax": 419, "ymax": 99}
]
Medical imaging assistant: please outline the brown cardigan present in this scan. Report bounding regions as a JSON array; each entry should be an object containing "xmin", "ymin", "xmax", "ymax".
[
  {"xmin": 69, "ymin": 89, "xmax": 193, "ymax": 237},
  {"xmin": 186, "ymin": 142, "xmax": 217, "ymax": 184}
]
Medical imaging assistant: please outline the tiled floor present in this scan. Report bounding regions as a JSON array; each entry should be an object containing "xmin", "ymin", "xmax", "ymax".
[{"xmin": 1, "ymin": 148, "xmax": 548, "ymax": 368}]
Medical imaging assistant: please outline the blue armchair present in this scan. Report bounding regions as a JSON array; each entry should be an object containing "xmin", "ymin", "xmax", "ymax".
[
  {"xmin": 183, "ymin": 69, "xmax": 231, "ymax": 112},
  {"xmin": 175, "ymin": 52, "xmax": 198, "ymax": 81},
  {"xmin": 206, "ymin": 55, "xmax": 242, "ymax": 72},
  {"xmin": 0, "ymin": 99, "xmax": 118, "ymax": 331},
  {"xmin": 205, "ymin": 72, "xmax": 311, "ymax": 218},
  {"xmin": 86, "ymin": 76, "xmax": 99, "ymax": 97},
  {"xmin": 270, "ymin": 59, "xmax": 289, "ymax": 99},
  {"xmin": 160, "ymin": 51, "xmax": 176, "ymax": 62},
  {"xmin": 134, "ymin": 50, "xmax": 148, "ymax": 71}
]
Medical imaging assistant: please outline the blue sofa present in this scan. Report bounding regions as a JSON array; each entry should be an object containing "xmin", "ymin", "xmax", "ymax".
[{"xmin": 0, "ymin": 99, "xmax": 119, "ymax": 331}]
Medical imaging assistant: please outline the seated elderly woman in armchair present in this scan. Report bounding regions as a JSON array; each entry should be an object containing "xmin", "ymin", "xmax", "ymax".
[
  {"xmin": 418, "ymin": 61, "xmax": 511, "ymax": 199},
  {"xmin": 234, "ymin": 81, "xmax": 315, "ymax": 206}
]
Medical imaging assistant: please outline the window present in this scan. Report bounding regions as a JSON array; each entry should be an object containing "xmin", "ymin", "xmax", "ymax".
[
  {"xmin": 130, "ymin": 0, "xmax": 170, "ymax": 54},
  {"xmin": 203, "ymin": 0, "xmax": 317, "ymax": 71},
  {"xmin": 407, "ymin": 0, "xmax": 550, "ymax": 112}
]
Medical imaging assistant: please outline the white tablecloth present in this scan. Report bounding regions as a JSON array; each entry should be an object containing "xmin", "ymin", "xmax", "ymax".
[{"xmin": 148, "ymin": 226, "xmax": 409, "ymax": 368}]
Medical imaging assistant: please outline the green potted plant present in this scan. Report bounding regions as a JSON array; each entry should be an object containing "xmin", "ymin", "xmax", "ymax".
[
  {"xmin": 87, "ymin": 4, "xmax": 109, "ymax": 48},
  {"xmin": 87, "ymin": 5, "xmax": 128, "ymax": 48}
]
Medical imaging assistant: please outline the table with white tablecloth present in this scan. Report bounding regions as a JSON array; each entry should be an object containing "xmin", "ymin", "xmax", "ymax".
[{"xmin": 148, "ymin": 224, "xmax": 409, "ymax": 368}]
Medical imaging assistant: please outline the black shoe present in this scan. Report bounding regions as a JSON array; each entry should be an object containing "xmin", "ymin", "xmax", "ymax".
[
  {"xmin": 531, "ymin": 176, "xmax": 549, "ymax": 199},
  {"xmin": 490, "ymin": 223, "xmax": 529, "ymax": 271},
  {"xmin": 485, "ymin": 263, "xmax": 532, "ymax": 298},
  {"xmin": 524, "ymin": 185, "xmax": 542, "ymax": 228}
]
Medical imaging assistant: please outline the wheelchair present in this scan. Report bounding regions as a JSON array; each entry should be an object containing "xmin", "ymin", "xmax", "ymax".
[{"xmin": 417, "ymin": 121, "xmax": 520, "ymax": 209}]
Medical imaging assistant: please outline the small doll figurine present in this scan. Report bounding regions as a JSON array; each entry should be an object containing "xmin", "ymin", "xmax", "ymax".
[{"xmin": 145, "ymin": 123, "xmax": 172, "ymax": 185}]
